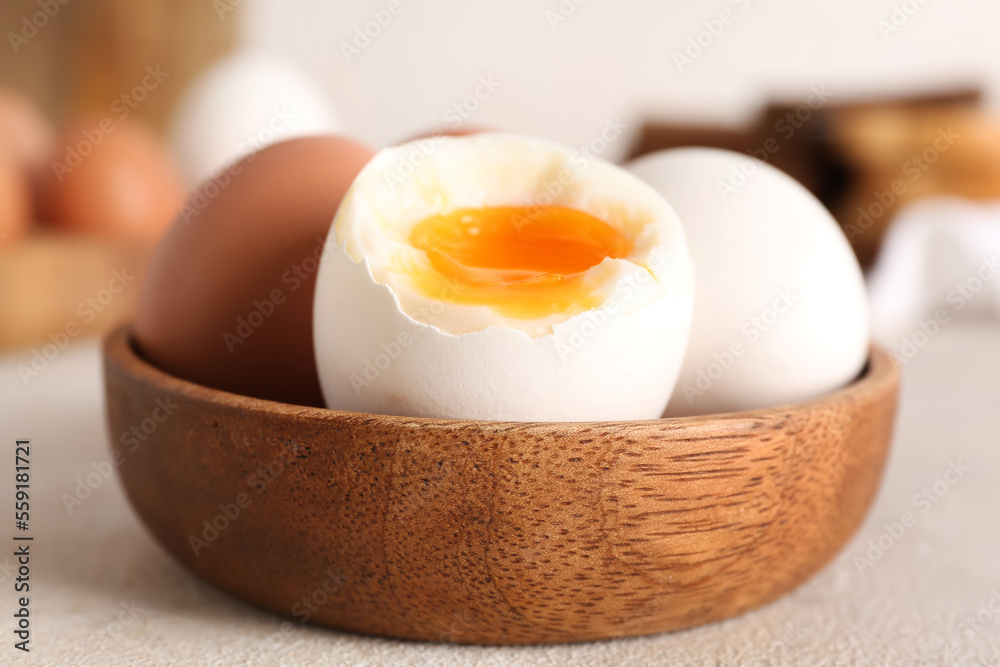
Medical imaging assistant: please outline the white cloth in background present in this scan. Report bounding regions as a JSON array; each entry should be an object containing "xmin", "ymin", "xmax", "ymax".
[{"xmin": 868, "ymin": 198, "xmax": 1000, "ymax": 359}]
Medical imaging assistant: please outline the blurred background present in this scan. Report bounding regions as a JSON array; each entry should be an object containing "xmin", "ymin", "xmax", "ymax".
[
  {"xmin": 3, "ymin": 3, "xmax": 1000, "ymax": 664},
  {"xmin": 3, "ymin": 0, "xmax": 1000, "ymax": 351}
]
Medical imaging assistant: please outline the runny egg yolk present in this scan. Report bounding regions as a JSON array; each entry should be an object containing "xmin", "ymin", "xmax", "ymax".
[{"xmin": 407, "ymin": 205, "xmax": 634, "ymax": 319}]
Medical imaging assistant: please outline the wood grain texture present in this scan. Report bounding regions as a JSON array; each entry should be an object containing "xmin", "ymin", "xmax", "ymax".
[{"xmin": 103, "ymin": 325, "xmax": 898, "ymax": 644}]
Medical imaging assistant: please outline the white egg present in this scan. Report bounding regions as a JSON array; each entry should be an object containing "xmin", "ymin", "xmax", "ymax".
[
  {"xmin": 314, "ymin": 133, "xmax": 694, "ymax": 421},
  {"xmin": 169, "ymin": 51, "xmax": 342, "ymax": 185},
  {"xmin": 627, "ymin": 147, "xmax": 869, "ymax": 416}
]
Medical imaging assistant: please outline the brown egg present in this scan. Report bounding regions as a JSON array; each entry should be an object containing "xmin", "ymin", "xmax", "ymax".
[
  {"xmin": 134, "ymin": 136, "xmax": 375, "ymax": 407},
  {"xmin": 38, "ymin": 119, "xmax": 185, "ymax": 243},
  {"xmin": 0, "ymin": 87, "xmax": 54, "ymax": 171},
  {"xmin": 0, "ymin": 150, "xmax": 31, "ymax": 242}
]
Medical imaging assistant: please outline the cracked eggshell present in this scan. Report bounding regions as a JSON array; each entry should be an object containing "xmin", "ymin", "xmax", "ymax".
[
  {"xmin": 314, "ymin": 246, "xmax": 692, "ymax": 422},
  {"xmin": 314, "ymin": 134, "xmax": 694, "ymax": 422}
]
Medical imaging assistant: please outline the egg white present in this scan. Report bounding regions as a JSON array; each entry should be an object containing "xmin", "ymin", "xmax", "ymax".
[{"xmin": 314, "ymin": 133, "xmax": 694, "ymax": 421}]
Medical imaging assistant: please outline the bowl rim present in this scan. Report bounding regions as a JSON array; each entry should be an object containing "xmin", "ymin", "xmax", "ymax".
[{"xmin": 105, "ymin": 323, "xmax": 897, "ymax": 428}]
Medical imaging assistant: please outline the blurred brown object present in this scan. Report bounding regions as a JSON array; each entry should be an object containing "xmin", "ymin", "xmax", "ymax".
[
  {"xmin": 0, "ymin": 0, "xmax": 236, "ymax": 133},
  {"xmin": 629, "ymin": 88, "xmax": 992, "ymax": 268},
  {"xmin": 0, "ymin": 152, "xmax": 32, "ymax": 241},
  {"xmin": 0, "ymin": 87, "xmax": 55, "ymax": 172},
  {"xmin": 0, "ymin": 235, "xmax": 151, "ymax": 350},
  {"xmin": 0, "ymin": 0, "xmax": 230, "ymax": 351},
  {"xmin": 831, "ymin": 106, "xmax": 1000, "ymax": 264},
  {"xmin": 37, "ymin": 118, "xmax": 185, "ymax": 243}
]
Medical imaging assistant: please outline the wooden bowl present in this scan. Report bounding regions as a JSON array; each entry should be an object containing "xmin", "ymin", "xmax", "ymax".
[{"xmin": 103, "ymin": 324, "xmax": 898, "ymax": 644}]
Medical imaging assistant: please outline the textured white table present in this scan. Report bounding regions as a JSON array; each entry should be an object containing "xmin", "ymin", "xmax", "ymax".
[{"xmin": 0, "ymin": 321, "xmax": 998, "ymax": 667}]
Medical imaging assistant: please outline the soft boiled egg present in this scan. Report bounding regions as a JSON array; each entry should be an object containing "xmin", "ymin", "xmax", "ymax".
[
  {"xmin": 314, "ymin": 132, "xmax": 694, "ymax": 422},
  {"xmin": 627, "ymin": 147, "xmax": 869, "ymax": 417}
]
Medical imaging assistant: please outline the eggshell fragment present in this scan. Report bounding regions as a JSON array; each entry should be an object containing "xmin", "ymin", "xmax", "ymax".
[{"xmin": 316, "ymin": 246, "xmax": 692, "ymax": 421}]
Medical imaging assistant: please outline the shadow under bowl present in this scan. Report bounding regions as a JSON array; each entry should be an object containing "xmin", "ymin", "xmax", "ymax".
[{"xmin": 103, "ymin": 324, "xmax": 898, "ymax": 644}]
